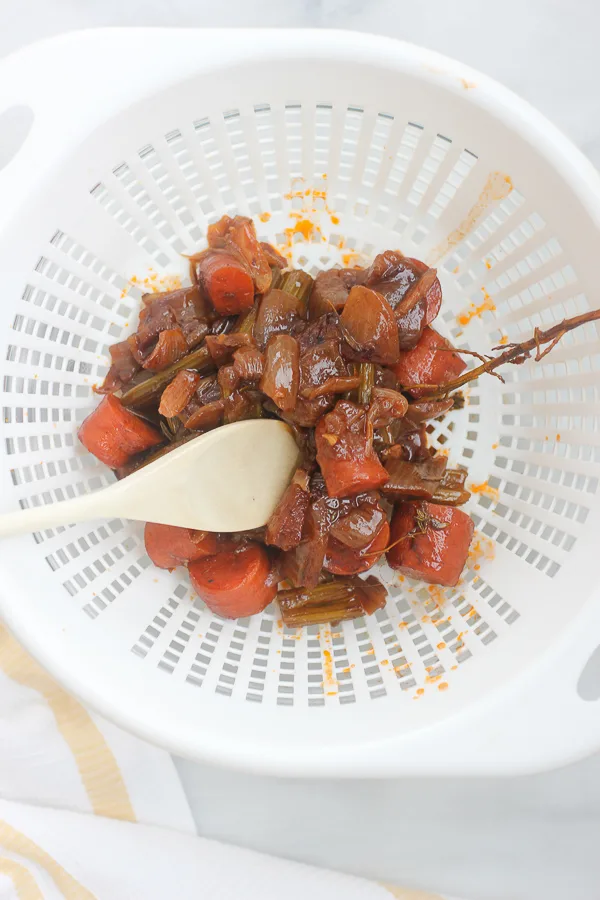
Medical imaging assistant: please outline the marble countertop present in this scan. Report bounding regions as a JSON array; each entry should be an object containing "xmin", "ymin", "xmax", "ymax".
[{"xmin": 3, "ymin": 3, "xmax": 600, "ymax": 898}]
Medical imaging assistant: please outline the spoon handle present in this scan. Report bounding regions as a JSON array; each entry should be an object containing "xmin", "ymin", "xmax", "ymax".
[{"xmin": 0, "ymin": 488, "xmax": 120, "ymax": 538}]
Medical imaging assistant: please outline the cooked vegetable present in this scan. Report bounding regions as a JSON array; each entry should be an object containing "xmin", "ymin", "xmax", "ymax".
[
  {"xmin": 82, "ymin": 210, "xmax": 598, "ymax": 627},
  {"xmin": 135, "ymin": 285, "xmax": 210, "ymax": 354},
  {"xmin": 97, "ymin": 340, "xmax": 140, "ymax": 394},
  {"xmin": 78, "ymin": 394, "xmax": 163, "ymax": 468},
  {"xmin": 278, "ymin": 575, "xmax": 386, "ymax": 627},
  {"xmin": 194, "ymin": 249, "xmax": 255, "ymax": 315},
  {"xmin": 302, "ymin": 375, "xmax": 361, "ymax": 400},
  {"xmin": 120, "ymin": 345, "xmax": 213, "ymax": 410},
  {"xmin": 340, "ymin": 285, "xmax": 400, "ymax": 365},
  {"xmin": 278, "ymin": 269, "xmax": 314, "ymax": 309},
  {"xmin": 188, "ymin": 543, "xmax": 277, "ymax": 618},
  {"xmin": 158, "ymin": 370, "xmax": 202, "ymax": 418},
  {"xmin": 233, "ymin": 345, "xmax": 264, "ymax": 382},
  {"xmin": 141, "ymin": 327, "xmax": 188, "ymax": 371},
  {"xmin": 184, "ymin": 399, "xmax": 224, "ymax": 431},
  {"xmin": 357, "ymin": 361, "xmax": 375, "ymax": 406},
  {"xmin": 260, "ymin": 334, "xmax": 300, "ymax": 411},
  {"xmin": 365, "ymin": 251, "xmax": 442, "ymax": 329},
  {"xmin": 265, "ymin": 468, "xmax": 310, "ymax": 550},
  {"xmin": 221, "ymin": 216, "xmax": 272, "ymax": 294},
  {"xmin": 432, "ymin": 468, "xmax": 471, "ymax": 506},
  {"xmin": 392, "ymin": 327, "xmax": 467, "ymax": 397},
  {"xmin": 309, "ymin": 267, "xmax": 366, "ymax": 319},
  {"xmin": 405, "ymin": 398, "xmax": 454, "ymax": 424},
  {"xmin": 382, "ymin": 456, "xmax": 448, "ymax": 501},
  {"xmin": 206, "ymin": 332, "xmax": 254, "ymax": 366},
  {"xmin": 260, "ymin": 241, "xmax": 288, "ymax": 269},
  {"xmin": 144, "ymin": 522, "xmax": 218, "ymax": 569},
  {"xmin": 387, "ymin": 501, "xmax": 474, "ymax": 586},
  {"xmin": 325, "ymin": 520, "xmax": 390, "ymax": 575},
  {"xmin": 328, "ymin": 499, "xmax": 387, "ymax": 549},
  {"xmin": 316, "ymin": 400, "xmax": 389, "ymax": 497},
  {"xmin": 254, "ymin": 288, "xmax": 305, "ymax": 350},
  {"xmin": 367, "ymin": 387, "xmax": 408, "ymax": 429}
]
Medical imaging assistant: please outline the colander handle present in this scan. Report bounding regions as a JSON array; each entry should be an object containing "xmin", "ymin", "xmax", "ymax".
[
  {"xmin": 350, "ymin": 594, "xmax": 600, "ymax": 777},
  {"xmin": 0, "ymin": 29, "xmax": 232, "ymax": 234}
]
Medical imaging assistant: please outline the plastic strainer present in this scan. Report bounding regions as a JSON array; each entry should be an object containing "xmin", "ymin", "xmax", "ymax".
[{"xmin": 2, "ymin": 28, "xmax": 600, "ymax": 777}]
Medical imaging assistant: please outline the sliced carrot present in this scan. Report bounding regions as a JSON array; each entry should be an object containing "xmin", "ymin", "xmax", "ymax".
[
  {"xmin": 391, "ymin": 327, "xmax": 466, "ymax": 397},
  {"xmin": 387, "ymin": 501, "xmax": 474, "ymax": 586},
  {"xmin": 188, "ymin": 543, "xmax": 276, "ymax": 618},
  {"xmin": 315, "ymin": 401, "xmax": 389, "ymax": 498},
  {"xmin": 197, "ymin": 250, "xmax": 255, "ymax": 315},
  {"xmin": 78, "ymin": 394, "xmax": 162, "ymax": 469},
  {"xmin": 325, "ymin": 521, "xmax": 390, "ymax": 576},
  {"xmin": 144, "ymin": 523, "xmax": 218, "ymax": 569}
]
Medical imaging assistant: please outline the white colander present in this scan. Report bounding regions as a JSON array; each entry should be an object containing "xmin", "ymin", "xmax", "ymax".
[{"xmin": 2, "ymin": 28, "xmax": 600, "ymax": 777}]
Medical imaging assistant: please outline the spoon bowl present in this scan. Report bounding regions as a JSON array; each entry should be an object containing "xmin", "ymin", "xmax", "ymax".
[{"xmin": 0, "ymin": 420, "xmax": 299, "ymax": 537}]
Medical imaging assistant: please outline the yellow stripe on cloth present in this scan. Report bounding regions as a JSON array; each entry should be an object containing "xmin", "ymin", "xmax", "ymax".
[
  {"xmin": 0, "ymin": 856, "xmax": 43, "ymax": 900},
  {"xmin": 0, "ymin": 822, "xmax": 95, "ymax": 899},
  {"xmin": 0, "ymin": 627, "xmax": 135, "ymax": 823},
  {"xmin": 382, "ymin": 885, "xmax": 444, "ymax": 900}
]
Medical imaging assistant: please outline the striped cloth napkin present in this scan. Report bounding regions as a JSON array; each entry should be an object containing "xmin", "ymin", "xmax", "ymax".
[{"xmin": 0, "ymin": 624, "xmax": 457, "ymax": 900}]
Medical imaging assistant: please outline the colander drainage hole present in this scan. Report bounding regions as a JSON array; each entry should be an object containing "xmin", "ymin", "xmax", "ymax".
[{"xmin": 577, "ymin": 646, "xmax": 600, "ymax": 701}]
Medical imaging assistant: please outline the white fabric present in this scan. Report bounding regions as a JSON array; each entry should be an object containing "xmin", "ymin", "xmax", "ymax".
[{"xmin": 0, "ymin": 625, "xmax": 455, "ymax": 899}]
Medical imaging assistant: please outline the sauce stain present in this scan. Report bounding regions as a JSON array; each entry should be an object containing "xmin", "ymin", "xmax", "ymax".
[
  {"xmin": 457, "ymin": 289, "xmax": 496, "ymax": 327},
  {"xmin": 427, "ymin": 172, "xmax": 513, "ymax": 265},
  {"xmin": 469, "ymin": 480, "xmax": 500, "ymax": 502}
]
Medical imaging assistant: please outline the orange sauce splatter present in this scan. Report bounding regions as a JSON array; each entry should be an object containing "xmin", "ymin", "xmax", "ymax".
[
  {"xmin": 484, "ymin": 259, "xmax": 492, "ymax": 270},
  {"xmin": 457, "ymin": 289, "xmax": 496, "ymax": 327},
  {"xmin": 380, "ymin": 659, "xmax": 389, "ymax": 666},
  {"xmin": 497, "ymin": 334, "xmax": 509, "ymax": 345},
  {"xmin": 416, "ymin": 688, "xmax": 425, "ymax": 696},
  {"xmin": 259, "ymin": 211, "xmax": 271, "ymax": 222},
  {"xmin": 398, "ymin": 621, "xmax": 408, "ymax": 629},
  {"xmin": 127, "ymin": 270, "xmax": 182, "ymax": 294},
  {"xmin": 322, "ymin": 648, "xmax": 337, "ymax": 691},
  {"xmin": 491, "ymin": 442, "xmax": 498, "ymax": 449},
  {"xmin": 469, "ymin": 481, "xmax": 499, "ymax": 502},
  {"xmin": 467, "ymin": 533, "xmax": 495, "ymax": 571},
  {"xmin": 452, "ymin": 265, "xmax": 460, "ymax": 275},
  {"xmin": 330, "ymin": 215, "xmax": 340, "ymax": 225},
  {"xmin": 425, "ymin": 584, "xmax": 448, "ymax": 608},
  {"xmin": 426, "ymin": 673, "xmax": 442, "ymax": 684},
  {"xmin": 438, "ymin": 682, "xmax": 449, "ymax": 691},
  {"xmin": 341, "ymin": 251, "xmax": 363, "ymax": 267},
  {"xmin": 437, "ymin": 642, "xmax": 446, "ymax": 650},
  {"xmin": 556, "ymin": 434, "xmax": 561, "ymax": 441}
]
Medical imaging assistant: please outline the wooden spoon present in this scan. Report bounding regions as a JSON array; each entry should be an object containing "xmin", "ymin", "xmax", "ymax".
[{"xmin": 0, "ymin": 420, "xmax": 299, "ymax": 537}]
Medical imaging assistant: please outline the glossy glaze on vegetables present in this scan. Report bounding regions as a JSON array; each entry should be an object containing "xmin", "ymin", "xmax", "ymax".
[{"xmin": 79, "ymin": 214, "xmax": 481, "ymax": 626}]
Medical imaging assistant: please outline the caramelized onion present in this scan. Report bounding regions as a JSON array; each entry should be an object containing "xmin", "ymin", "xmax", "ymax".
[
  {"xmin": 233, "ymin": 345, "xmax": 264, "ymax": 382},
  {"xmin": 158, "ymin": 370, "xmax": 201, "ymax": 418},
  {"xmin": 266, "ymin": 468, "xmax": 311, "ymax": 550},
  {"xmin": 367, "ymin": 387, "xmax": 408, "ymax": 428},
  {"xmin": 183, "ymin": 399, "xmax": 224, "ymax": 431},
  {"xmin": 142, "ymin": 328, "xmax": 188, "ymax": 371},
  {"xmin": 260, "ymin": 334, "xmax": 300, "ymax": 411},
  {"xmin": 329, "ymin": 501, "xmax": 387, "ymax": 550},
  {"xmin": 340, "ymin": 285, "xmax": 400, "ymax": 365},
  {"xmin": 382, "ymin": 456, "xmax": 448, "ymax": 500},
  {"xmin": 254, "ymin": 289, "xmax": 304, "ymax": 350}
]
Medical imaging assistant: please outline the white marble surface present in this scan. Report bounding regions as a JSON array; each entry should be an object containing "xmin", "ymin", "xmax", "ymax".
[{"xmin": 3, "ymin": 3, "xmax": 600, "ymax": 898}]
